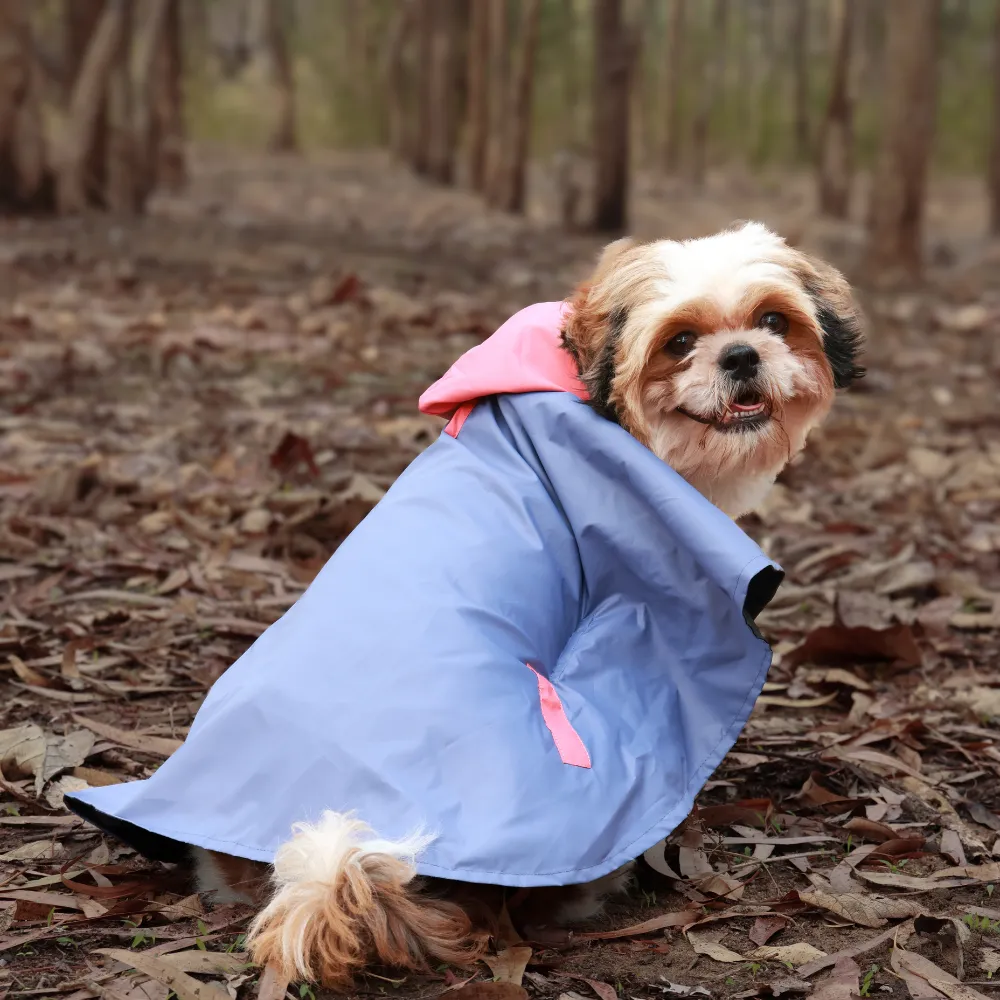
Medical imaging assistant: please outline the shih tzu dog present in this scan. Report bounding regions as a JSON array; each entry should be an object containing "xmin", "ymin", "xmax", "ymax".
[{"xmin": 130, "ymin": 224, "xmax": 868, "ymax": 985}]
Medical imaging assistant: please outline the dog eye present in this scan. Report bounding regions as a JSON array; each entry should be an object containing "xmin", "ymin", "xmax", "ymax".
[
  {"xmin": 665, "ymin": 330, "xmax": 698, "ymax": 356},
  {"xmin": 759, "ymin": 312, "xmax": 789, "ymax": 336}
]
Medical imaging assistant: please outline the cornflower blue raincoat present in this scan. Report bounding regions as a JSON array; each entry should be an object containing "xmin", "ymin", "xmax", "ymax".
[{"xmin": 67, "ymin": 301, "xmax": 782, "ymax": 888}]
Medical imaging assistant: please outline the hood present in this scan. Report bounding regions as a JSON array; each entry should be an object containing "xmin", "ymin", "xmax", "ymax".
[{"xmin": 419, "ymin": 301, "xmax": 588, "ymax": 419}]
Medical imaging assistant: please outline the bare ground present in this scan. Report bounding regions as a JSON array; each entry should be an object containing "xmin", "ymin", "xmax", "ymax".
[{"xmin": 2, "ymin": 151, "xmax": 1000, "ymax": 1000}]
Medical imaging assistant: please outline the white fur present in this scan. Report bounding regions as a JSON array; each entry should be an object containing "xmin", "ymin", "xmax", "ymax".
[{"xmin": 250, "ymin": 811, "xmax": 431, "ymax": 980}]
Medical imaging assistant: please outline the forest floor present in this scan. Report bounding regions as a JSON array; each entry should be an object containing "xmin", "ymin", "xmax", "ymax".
[{"xmin": 2, "ymin": 150, "xmax": 1000, "ymax": 1000}]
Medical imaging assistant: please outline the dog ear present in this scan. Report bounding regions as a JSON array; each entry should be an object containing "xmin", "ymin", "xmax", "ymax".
[
  {"xmin": 792, "ymin": 253, "xmax": 866, "ymax": 389},
  {"xmin": 561, "ymin": 240, "xmax": 637, "ymax": 421}
]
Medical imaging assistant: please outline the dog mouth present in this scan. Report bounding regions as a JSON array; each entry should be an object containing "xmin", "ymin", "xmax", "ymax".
[{"xmin": 677, "ymin": 390, "xmax": 772, "ymax": 432}]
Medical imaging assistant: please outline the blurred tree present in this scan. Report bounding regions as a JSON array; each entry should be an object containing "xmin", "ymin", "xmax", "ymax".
[
  {"xmin": 252, "ymin": 0, "xmax": 297, "ymax": 152},
  {"xmin": 485, "ymin": 0, "xmax": 510, "ymax": 202},
  {"xmin": 690, "ymin": 0, "xmax": 727, "ymax": 189},
  {"xmin": 817, "ymin": 0, "xmax": 855, "ymax": 218},
  {"xmin": 865, "ymin": 0, "xmax": 942, "ymax": 280},
  {"xmin": 0, "ymin": 0, "xmax": 51, "ymax": 211},
  {"xmin": 386, "ymin": 0, "xmax": 416, "ymax": 162},
  {"xmin": 152, "ymin": 0, "xmax": 186, "ymax": 190},
  {"xmin": 466, "ymin": 0, "xmax": 490, "ymax": 191},
  {"xmin": 990, "ymin": 0, "xmax": 1000, "ymax": 234},
  {"xmin": 661, "ymin": 0, "xmax": 685, "ymax": 173},
  {"xmin": 64, "ymin": 0, "xmax": 108, "ymax": 204},
  {"xmin": 592, "ymin": 0, "xmax": 636, "ymax": 231},
  {"xmin": 790, "ymin": 0, "xmax": 810, "ymax": 160},
  {"xmin": 425, "ymin": 0, "xmax": 466, "ymax": 185},
  {"xmin": 492, "ymin": 0, "xmax": 540, "ymax": 212}
]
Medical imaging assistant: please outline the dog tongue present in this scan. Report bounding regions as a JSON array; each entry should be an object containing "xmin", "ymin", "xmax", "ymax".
[{"xmin": 730, "ymin": 401, "xmax": 761, "ymax": 412}]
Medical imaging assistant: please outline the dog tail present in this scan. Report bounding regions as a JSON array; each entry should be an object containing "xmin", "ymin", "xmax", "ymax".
[{"xmin": 247, "ymin": 811, "xmax": 484, "ymax": 986}]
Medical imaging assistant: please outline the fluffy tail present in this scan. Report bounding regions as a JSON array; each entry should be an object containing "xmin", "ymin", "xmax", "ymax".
[{"xmin": 247, "ymin": 812, "xmax": 485, "ymax": 986}]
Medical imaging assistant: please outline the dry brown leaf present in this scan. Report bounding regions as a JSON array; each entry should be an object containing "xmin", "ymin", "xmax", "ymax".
[
  {"xmin": 932, "ymin": 862, "xmax": 1000, "ymax": 882},
  {"xmin": 574, "ymin": 908, "xmax": 697, "ymax": 940},
  {"xmin": 95, "ymin": 949, "xmax": 230, "ymax": 1000},
  {"xmin": 799, "ymin": 887, "xmax": 923, "ymax": 928},
  {"xmin": 940, "ymin": 829, "xmax": 967, "ymax": 866},
  {"xmin": 73, "ymin": 716, "xmax": 182, "ymax": 756},
  {"xmin": 643, "ymin": 839, "xmax": 683, "ymax": 878},
  {"xmin": 483, "ymin": 946, "xmax": 532, "ymax": 985},
  {"xmin": 809, "ymin": 957, "xmax": 861, "ymax": 1000},
  {"xmin": 980, "ymin": 948, "xmax": 1000, "ymax": 978},
  {"xmin": 749, "ymin": 943, "xmax": 827, "ymax": 966},
  {"xmin": 154, "ymin": 950, "xmax": 250, "ymax": 975},
  {"xmin": 785, "ymin": 623, "xmax": 921, "ymax": 669},
  {"xmin": 891, "ymin": 947, "xmax": 991, "ymax": 1000},
  {"xmin": 552, "ymin": 973, "xmax": 618, "ymax": 1000},
  {"xmin": 0, "ymin": 840, "xmax": 62, "ymax": 861},
  {"xmin": 686, "ymin": 929, "xmax": 745, "ymax": 963},
  {"xmin": 255, "ymin": 964, "xmax": 290, "ymax": 1000},
  {"xmin": 450, "ymin": 984, "xmax": 528, "ymax": 1000},
  {"xmin": 800, "ymin": 920, "xmax": 914, "ymax": 977},
  {"xmin": 749, "ymin": 914, "xmax": 790, "ymax": 946},
  {"xmin": 856, "ymin": 869, "xmax": 975, "ymax": 890},
  {"xmin": 843, "ymin": 816, "xmax": 900, "ymax": 843}
]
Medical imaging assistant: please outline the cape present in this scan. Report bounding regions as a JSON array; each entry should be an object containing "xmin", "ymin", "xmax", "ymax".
[{"xmin": 66, "ymin": 301, "xmax": 783, "ymax": 888}]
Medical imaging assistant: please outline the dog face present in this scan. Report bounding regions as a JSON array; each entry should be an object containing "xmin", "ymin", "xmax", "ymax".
[{"xmin": 561, "ymin": 223, "xmax": 864, "ymax": 517}]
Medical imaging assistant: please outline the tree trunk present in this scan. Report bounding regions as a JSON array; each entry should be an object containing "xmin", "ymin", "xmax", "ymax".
[
  {"xmin": 591, "ymin": 0, "xmax": 635, "ymax": 232},
  {"xmin": 153, "ymin": 0, "xmax": 185, "ymax": 191},
  {"xmin": 864, "ymin": 0, "xmax": 941, "ymax": 282},
  {"xmin": 412, "ymin": 0, "xmax": 434, "ymax": 174},
  {"xmin": 494, "ymin": 0, "xmax": 540, "ymax": 213},
  {"xmin": 63, "ymin": 0, "xmax": 108, "ymax": 207},
  {"xmin": 385, "ymin": 0, "xmax": 415, "ymax": 161},
  {"xmin": 662, "ymin": 0, "xmax": 685, "ymax": 173},
  {"xmin": 426, "ymin": 0, "xmax": 464, "ymax": 185},
  {"xmin": 105, "ymin": 0, "xmax": 137, "ymax": 214},
  {"xmin": 817, "ymin": 0, "xmax": 854, "ymax": 218},
  {"xmin": 690, "ymin": 0, "xmax": 727, "ymax": 190},
  {"xmin": 132, "ymin": 0, "xmax": 172, "ymax": 204},
  {"xmin": 466, "ymin": 0, "xmax": 490, "ymax": 191},
  {"xmin": 0, "ymin": 0, "xmax": 52, "ymax": 211},
  {"xmin": 263, "ymin": 0, "xmax": 296, "ymax": 152},
  {"xmin": 990, "ymin": 0, "xmax": 1000, "ymax": 234},
  {"xmin": 485, "ymin": 0, "xmax": 510, "ymax": 202},
  {"xmin": 791, "ymin": 0, "xmax": 810, "ymax": 161},
  {"xmin": 57, "ymin": 0, "xmax": 127, "ymax": 213}
]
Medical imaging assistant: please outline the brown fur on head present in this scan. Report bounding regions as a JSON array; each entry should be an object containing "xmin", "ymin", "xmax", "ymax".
[{"xmin": 561, "ymin": 222, "xmax": 864, "ymax": 517}]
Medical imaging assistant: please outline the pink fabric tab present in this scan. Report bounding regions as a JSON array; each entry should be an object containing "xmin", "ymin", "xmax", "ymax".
[{"xmin": 527, "ymin": 664, "xmax": 591, "ymax": 769}]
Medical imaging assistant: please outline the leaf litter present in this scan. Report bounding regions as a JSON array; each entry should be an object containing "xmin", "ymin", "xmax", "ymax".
[{"xmin": 2, "ymin": 152, "xmax": 1000, "ymax": 1000}]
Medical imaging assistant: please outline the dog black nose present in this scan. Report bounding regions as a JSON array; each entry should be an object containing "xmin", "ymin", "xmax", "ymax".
[{"xmin": 719, "ymin": 343, "xmax": 760, "ymax": 381}]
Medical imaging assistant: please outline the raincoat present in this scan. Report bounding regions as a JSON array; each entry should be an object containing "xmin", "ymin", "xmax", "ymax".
[{"xmin": 67, "ymin": 301, "xmax": 782, "ymax": 888}]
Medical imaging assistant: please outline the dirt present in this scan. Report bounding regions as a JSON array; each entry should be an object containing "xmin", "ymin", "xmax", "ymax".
[{"xmin": 2, "ymin": 150, "xmax": 1000, "ymax": 1000}]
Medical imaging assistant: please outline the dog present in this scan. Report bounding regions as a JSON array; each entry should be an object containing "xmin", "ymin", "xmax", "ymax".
[{"xmin": 82, "ymin": 223, "xmax": 865, "ymax": 987}]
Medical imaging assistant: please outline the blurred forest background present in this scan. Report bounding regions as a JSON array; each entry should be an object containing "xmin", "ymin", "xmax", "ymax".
[
  {"xmin": 1, "ymin": 0, "xmax": 999, "ymax": 281},
  {"xmin": 5, "ymin": 4, "xmax": 1000, "ymax": 999}
]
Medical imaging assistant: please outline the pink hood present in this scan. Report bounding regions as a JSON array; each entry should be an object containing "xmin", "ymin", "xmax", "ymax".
[{"xmin": 419, "ymin": 302, "xmax": 588, "ymax": 433}]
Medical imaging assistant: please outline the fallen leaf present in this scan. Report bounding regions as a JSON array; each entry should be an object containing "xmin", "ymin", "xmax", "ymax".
[
  {"xmin": 483, "ymin": 946, "xmax": 532, "ymax": 986},
  {"xmin": 785, "ymin": 623, "xmax": 921, "ymax": 669},
  {"xmin": 643, "ymin": 839, "xmax": 683, "ymax": 878},
  {"xmin": 799, "ymin": 887, "xmax": 923, "ymax": 928},
  {"xmin": 95, "ymin": 949, "xmax": 230, "ymax": 1000},
  {"xmin": 687, "ymin": 929, "xmax": 745, "ymax": 963},
  {"xmin": 659, "ymin": 985, "xmax": 711, "ymax": 997},
  {"xmin": 450, "ymin": 984, "xmax": 527, "ymax": 1000},
  {"xmin": 155, "ymin": 950, "xmax": 250, "ymax": 975},
  {"xmin": 254, "ymin": 964, "xmax": 289, "ymax": 1000},
  {"xmin": 940, "ymin": 829, "xmax": 967, "ymax": 866},
  {"xmin": 809, "ymin": 957, "xmax": 861, "ymax": 1000},
  {"xmin": 749, "ymin": 914, "xmax": 790, "ymax": 946},
  {"xmin": 800, "ymin": 921, "xmax": 914, "ymax": 977},
  {"xmin": 73, "ymin": 716, "xmax": 182, "ymax": 756},
  {"xmin": 574, "ymin": 909, "xmax": 698, "ymax": 940},
  {"xmin": 749, "ymin": 943, "xmax": 827, "ymax": 966},
  {"xmin": 932, "ymin": 862, "xmax": 1000, "ymax": 882},
  {"xmin": 891, "ymin": 946, "xmax": 990, "ymax": 1000},
  {"xmin": 843, "ymin": 817, "xmax": 900, "ymax": 843},
  {"xmin": 981, "ymin": 948, "xmax": 1000, "ymax": 978},
  {"xmin": 0, "ymin": 840, "xmax": 62, "ymax": 861},
  {"xmin": 856, "ymin": 869, "xmax": 975, "ymax": 890},
  {"xmin": 552, "ymin": 973, "xmax": 617, "ymax": 1000}
]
